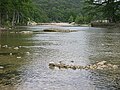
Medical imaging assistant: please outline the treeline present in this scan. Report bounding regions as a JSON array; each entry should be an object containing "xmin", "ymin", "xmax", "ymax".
[
  {"xmin": 0, "ymin": 0, "xmax": 47, "ymax": 27},
  {"xmin": 33, "ymin": 0, "xmax": 84, "ymax": 22},
  {"xmin": 83, "ymin": 0, "xmax": 120, "ymax": 23},
  {"xmin": 0, "ymin": 0, "xmax": 119, "ymax": 27}
]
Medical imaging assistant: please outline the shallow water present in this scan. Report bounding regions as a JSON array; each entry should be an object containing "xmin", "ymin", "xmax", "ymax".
[{"xmin": 0, "ymin": 26, "xmax": 120, "ymax": 90}]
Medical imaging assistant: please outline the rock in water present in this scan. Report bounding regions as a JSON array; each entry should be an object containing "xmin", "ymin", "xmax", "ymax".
[
  {"xmin": 48, "ymin": 61, "xmax": 119, "ymax": 70},
  {"xmin": 20, "ymin": 31, "xmax": 33, "ymax": 34},
  {"xmin": 17, "ymin": 57, "xmax": 21, "ymax": 59},
  {"xmin": 112, "ymin": 65, "xmax": 118, "ymax": 69},
  {"xmin": 2, "ymin": 45, "xmax": 8, "ymax": 48},
  {"xmin": 97, "ymin": 61, "xmax": 107, "ymax": 65},
  {"xmin": 10, "ymin": 53, "xmax": 12, "ymax": 55},
  {"xmin": 49, "ymin": 62, "xmax": 55, "ymax": 67},
  {"xmin": 43, "ymin": 28, "xmax": 75, "ymax": 32},
  {"xmin": 0, "ymin": 66, "xmax": 4, "ymax": 69},
  {"xmin": 26, "ymin": 52, "xmax": 30, "ymax": 55},
  {"xmin": 14, "ymin": 47, "xmax": 19, "ymax": 50}
]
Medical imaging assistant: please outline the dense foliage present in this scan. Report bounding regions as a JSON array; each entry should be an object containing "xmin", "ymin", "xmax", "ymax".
[
  {"xmin": 83, "ymin": 0, "xmax": 120, "ymax": 23},
  {"xmin": 33, "ymin": 0, "xmax": 84, "ymax": 22},
  {"xmin": 0, "ymin": 0, "xmax": 31, "ymax": 27},
  {"xmin": 0, "ymin": 0, "xmax": 119, "ymax": 27},
  {"xmin": 0, "ymin": 0, "xmax": 84, "ymax": 27},
  {"xmin": 0, "ymin": 0, "xmax": 48, "ymax": 27}
]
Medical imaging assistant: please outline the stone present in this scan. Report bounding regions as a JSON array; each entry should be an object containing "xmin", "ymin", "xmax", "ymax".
[
  {"xmin": 2, "ymin": 45, "xmax": 8, "ymax": 48},
  {"xmin": 49, "ymin": 62, "xmax": 55, "ymax": 67},
  {"xmin": 97, "ymin": 61, "xmax": 107, "ymax": 65},
  {"xmin": 10, "ymin": 53, "xmax": 12, "ymax": 55},
  {"xmin": 17, "ymin": 57, "xmax": 21, "ymax": 59},
  {"xmin": 26, "ymin": 52, "xmax": 30, "ymax": 55},
  {"xmin": 112, "ymin": 65, "xmax": 118, "ymax": 69},
  {"xmin": 0, "ymin": 66, "xmax": 4, "ymax": 69},
  {"xmin": 48, "ymin": 61, "xmax": 119, "ymax": 70},
  {"xmin": 14, "ymin": 47, "xmax": 19, "ymax": 50}
]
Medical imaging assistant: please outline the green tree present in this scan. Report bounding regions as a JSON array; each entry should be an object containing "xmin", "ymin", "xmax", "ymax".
[
  {"xmin": 83, "ymin": 0, "xmax": 120, "ymax": 23},
  {"xmin": 0, "ymin": 0, "xmax": 47, "ymax": 27},
  {"xmin": 68, "ymin": 15, "xmax": 74, "ymax": 23}
]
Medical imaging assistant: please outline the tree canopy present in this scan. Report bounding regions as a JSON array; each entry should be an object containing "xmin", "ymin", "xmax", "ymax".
[
  {"xmin": 0, "ymin": 0, "xmax": 119, "ymax": 27},
  {"xmin": 83, "ymin": 0, "xmax": 120, "ymax": 23}
]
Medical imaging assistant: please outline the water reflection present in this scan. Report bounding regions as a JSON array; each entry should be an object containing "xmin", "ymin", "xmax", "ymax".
[{"xmin": 0, "ymin": 31, "xmax": 33, "ymax": 89}]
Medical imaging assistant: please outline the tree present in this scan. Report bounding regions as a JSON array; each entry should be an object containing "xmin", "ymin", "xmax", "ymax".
[
  {"xmin": 0, "ymin": 0, "xmax": 46, "ymax": 27},
  {"xmin": 83, "ymin": 0, "xmax": 120, "ymax": 23},
  {"xmin": 68, "ymin": 15, "xmax": 74, "ymax": 23}
]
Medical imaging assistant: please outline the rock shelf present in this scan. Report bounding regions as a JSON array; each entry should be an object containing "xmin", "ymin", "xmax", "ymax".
[
  {"xmin": 49, "ymin": 61, "xmax": 119, "ymax": 70},
  {"xmin": 43, "ymin": 28, "xmax": 76, "ymax": 32}
]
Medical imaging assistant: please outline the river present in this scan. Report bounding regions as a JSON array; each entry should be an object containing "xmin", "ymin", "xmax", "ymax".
[{"xmin": 0, "ymin": 25, "xmax": 120, "ymax": 90}]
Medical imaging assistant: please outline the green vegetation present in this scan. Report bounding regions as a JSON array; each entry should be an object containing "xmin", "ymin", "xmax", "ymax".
[
  {"xmin": 0, "ymin": 0, "xmax": 84, "ymax": 27},
  {"xmin": 0, "ymin": 0, "xmax": 119, "ymax": 27},
  {"xmin": 33, "ymin": 0, "xmax": 84, "ymax": 22},
  {"xmin": 83, "ymin": 0, "xmax": 120, "ymax": 23},
  {"xmin": 0, "ymin": 0, "xmax": 47, "ymax": 27}
]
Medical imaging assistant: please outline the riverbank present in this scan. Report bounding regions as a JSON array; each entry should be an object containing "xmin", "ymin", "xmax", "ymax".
[{"xmin": 37, "ymin": 22, "xmax": 74, "ymax": 26}]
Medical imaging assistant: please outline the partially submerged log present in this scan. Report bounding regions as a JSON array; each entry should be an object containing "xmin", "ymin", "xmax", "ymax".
[{"xmin": 49, "ymin": 61, "xmax": 119, "ymax": 70}]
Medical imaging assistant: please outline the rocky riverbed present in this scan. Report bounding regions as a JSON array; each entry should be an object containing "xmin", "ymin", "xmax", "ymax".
[{"xmin": 49, "ymin": 61, "xmax": 119, "ymax": 70}]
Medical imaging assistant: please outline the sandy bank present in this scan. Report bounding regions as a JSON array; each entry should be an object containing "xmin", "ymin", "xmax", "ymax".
[{"xmin": 37, "ymin": 23, "xmax": 73, "ymax": 26}]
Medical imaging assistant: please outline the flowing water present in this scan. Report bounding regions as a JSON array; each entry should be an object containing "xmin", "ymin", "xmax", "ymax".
[{"xmin": 0, "ymin": 25, "xmax": 120, "ymax": 90}]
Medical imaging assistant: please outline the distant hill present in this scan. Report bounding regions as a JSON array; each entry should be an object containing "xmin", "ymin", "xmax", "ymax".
[{"xmin": 33, "ymin": 0, "xmax": 84, "ymax": 22}]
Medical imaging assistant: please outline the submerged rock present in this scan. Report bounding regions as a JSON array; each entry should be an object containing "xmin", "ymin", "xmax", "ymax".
[{"xmin": 43, "ymin": 28, "xmax": 76, "ymax": 32}]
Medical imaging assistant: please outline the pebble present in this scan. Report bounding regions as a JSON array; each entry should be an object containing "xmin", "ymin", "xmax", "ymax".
[
  {"xmin": 0, "ymin": 66, "xmax": 4, "ymax": 69},
  {"xmin": 2, "ymin": 45, "xmax": 8, "ymax": 48},
  {"xmin": 10, "ymin": 53, "xmax": 12, "ymax": 55},
  {"xmin": 14, "ymin": 47, "xmax": 19, "ymax": 50},
  {"xmin": 26, "ymin": 52, "xmax": 30, "ymax": 55},
  {"xmin": 112, "ymin": 65, "xmax": 118, "ymax": 69},
  {"xmin": 17, "ymin": 57, "xmax": 21, "ymax": 59},
  {"xmin": 49, "ymin": 62, "xmax": 55, "ymax": 67},
  {"xmin": 97, "ymin": 61, "xmax": 107, "ymax": 65}
]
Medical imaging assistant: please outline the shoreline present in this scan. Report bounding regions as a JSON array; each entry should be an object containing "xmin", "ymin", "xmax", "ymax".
[
  {"xmin": 37, "ymin": 22, "xmax": 74, "ymax": 26},
  {"xmin": 91, "ymin": 22, "xmax": 120, "ymax": 28}
]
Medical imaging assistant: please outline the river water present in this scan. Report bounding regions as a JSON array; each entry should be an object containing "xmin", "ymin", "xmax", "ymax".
[{"xmin": 0, "ymin": 25, "xmax": 120, "ymax": 90}]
